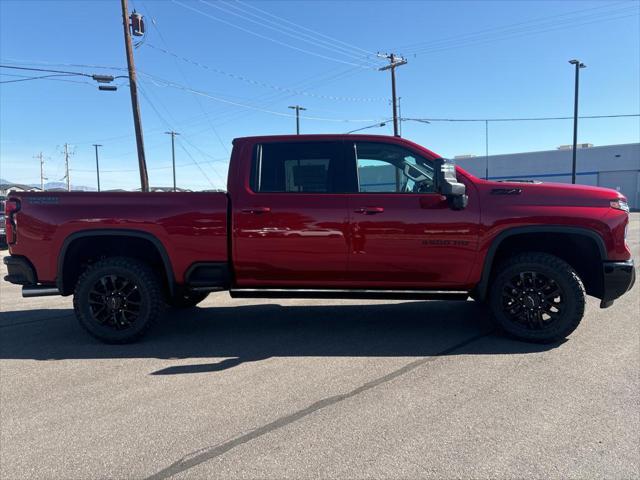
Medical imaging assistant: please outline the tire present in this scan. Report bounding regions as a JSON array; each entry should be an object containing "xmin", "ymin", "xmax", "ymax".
[
  {"xmin": 167, "ymin": 291, "xmax": 209, "ymax": 308},
  {"xmin": 489, "ymin": 252, "xmax": 585, "ymax": 343},
  {"xmin": 73, "ymin": 256, "xmax": 163, "ymax": 344}
]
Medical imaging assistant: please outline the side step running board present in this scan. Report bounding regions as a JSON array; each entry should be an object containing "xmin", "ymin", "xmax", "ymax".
[{"xmin": 230, "ymin": 289, "xmax": 469, "ymax": 301}]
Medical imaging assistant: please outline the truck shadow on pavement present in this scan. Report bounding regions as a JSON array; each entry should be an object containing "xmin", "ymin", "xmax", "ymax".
[{"xmin": 0, "ymin": 300, "xmax": 563, "ymax": 373}]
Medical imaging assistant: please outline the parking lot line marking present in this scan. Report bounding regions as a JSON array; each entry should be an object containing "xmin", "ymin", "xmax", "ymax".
[{"xmin": 146, "ymin": 330, "xmax": 493, "ymax": 480}]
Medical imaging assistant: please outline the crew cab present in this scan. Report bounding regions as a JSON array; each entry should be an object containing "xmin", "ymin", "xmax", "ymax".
[{"xmin": 3, "ymin": 135, "xmax": 635, "ymax": 343}]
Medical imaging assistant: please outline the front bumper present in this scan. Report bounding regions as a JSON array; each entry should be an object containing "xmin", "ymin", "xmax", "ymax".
[{"xmin": 600, "ymin": 260, "xmax": 636, "ymax": 308}]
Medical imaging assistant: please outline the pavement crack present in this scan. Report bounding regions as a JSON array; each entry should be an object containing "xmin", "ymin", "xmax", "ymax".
[{"xmin": 145, "ymin": 330, "xmax": 493, "ymax": 480}]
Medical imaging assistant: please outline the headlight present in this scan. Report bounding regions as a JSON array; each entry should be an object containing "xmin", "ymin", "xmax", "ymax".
[{"xmin": 610, "ymin": 199, "xmax": 630, "ymax": 213}]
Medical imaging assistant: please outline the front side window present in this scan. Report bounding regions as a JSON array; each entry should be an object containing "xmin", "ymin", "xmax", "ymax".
[
  {"xmin": 251, "ymin": 142, "xmax": 344, "ymax": 193},
  {"xmin": 354, "ymin": 142, "xmax": 435, "ymax": 193}
]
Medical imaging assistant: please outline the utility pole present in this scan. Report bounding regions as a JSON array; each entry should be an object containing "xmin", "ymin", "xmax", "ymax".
[
  {"xmin": 164, "ymin": 131, "xmax": 180, "ymax": 192},
  {"xmin": 121, "ymin": 0, "xmax": 149, "ymax": 191},
  {"xmin": 288, "ymin": 105, "xmax": 306, "ymax": 135},
  {"xmin": 35, "ymin": 152, "xmax": 45, "ymax": 191},
  {"xmin": 378, "ymin": 53, "xmax": 407, "ymax": 137},
  {"xmin": 93, "ymin": 144, "xmax": 102, "ymax": 192},
  {"xmin": 398, "ymin": 97, "xmax": 403, "ymax": 137},
  {"xmin": 569, "ymin": 59, "xmax": 586, "ymax": 184},
  {"xmin": 63, "ymin": 143, "xmax": 71, "ymax": 192},
  {"xmin": 485, "ymin": 120, "xmax": 489, "ymax": 180}
]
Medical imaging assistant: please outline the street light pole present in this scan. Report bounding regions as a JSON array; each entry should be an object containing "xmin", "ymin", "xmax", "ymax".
[
  {"xmin": 569, "ymin": 59, "xmax": 586, "ymax": 184},
  {"xmin": 164, "ymin": 131, "xmax": 180, "ymax": 192},
  {"xmin": 93, "ymin": 144, "xmax": 102, "ymax": 192},
  {"xmin": 288, "ymin": 105, "xmax": 306, "ymax": 134}
]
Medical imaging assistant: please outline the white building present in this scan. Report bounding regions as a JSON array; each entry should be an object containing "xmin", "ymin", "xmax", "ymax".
[{"xmin": 455, "ymin": 143, "xmax": 640, "ymax": 209}]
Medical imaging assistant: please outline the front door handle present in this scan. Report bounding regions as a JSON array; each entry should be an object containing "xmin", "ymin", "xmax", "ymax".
[
  {"xmin": 354, "ymin": 206, "xmax": 384, "ymax": 215},
  {"xmin": 241, "ymin": 206, "xmax": 271, "ymax": 214}
]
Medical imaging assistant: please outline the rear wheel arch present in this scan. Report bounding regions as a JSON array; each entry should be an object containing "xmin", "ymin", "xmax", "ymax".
[
  {"xmin": 57, "ymin": 229, "xmax": 176, "ymax": 296},
  {"xmin": 476, "ymin": 226, "xmax": 606, "ymax": 300}
]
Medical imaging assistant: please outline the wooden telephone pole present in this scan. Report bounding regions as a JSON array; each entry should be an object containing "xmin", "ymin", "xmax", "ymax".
[
  {"xmin": 288, "ymin": 105, "xmax": 306, "ymax": 135},
  {"xmin": 378, "ymin": 53, "xmax": 407, "ymax": 137},
  {"xmin": 120, "ymin": 0, "xmax": 149, "ymax": 191}
]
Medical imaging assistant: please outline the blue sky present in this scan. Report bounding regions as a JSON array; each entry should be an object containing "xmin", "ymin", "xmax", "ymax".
[{"xmin": 1, "ymin": 0, "xmax": 639, "ymax": 190}]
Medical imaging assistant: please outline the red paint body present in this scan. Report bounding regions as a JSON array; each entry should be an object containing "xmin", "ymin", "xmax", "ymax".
[{"xmin": 6, "ymin": 135, "xmax": 632, "ymax": 291}]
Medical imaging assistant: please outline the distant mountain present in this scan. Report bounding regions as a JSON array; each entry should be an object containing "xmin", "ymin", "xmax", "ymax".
[
  {"xmin": 0, "ymin": 178, "xmax": 95, "ymax": 191},
  {"xmin": 34, "ymin": 181, "xmax": 96, "ymax": 192}
]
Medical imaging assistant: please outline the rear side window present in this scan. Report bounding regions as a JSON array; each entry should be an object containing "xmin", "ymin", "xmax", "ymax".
[{"xmin": 251, "ymin": 142, "xmax": 345, "ymax": 193}]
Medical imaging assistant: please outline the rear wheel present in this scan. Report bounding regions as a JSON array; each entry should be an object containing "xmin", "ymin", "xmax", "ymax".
[
  {"xmin": 167, "ymin": 291, "xmax": 209, "ymax": 308},
  {"xmin": 489, "ymin": 252, "xmax": 585, "ymax": 343},
  {"xmin": 73, "ymin": 257, "xmax": 163, "ymax": 343}
]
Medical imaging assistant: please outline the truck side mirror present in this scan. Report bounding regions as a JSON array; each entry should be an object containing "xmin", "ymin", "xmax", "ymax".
[{"xmin": 434, "ymin": 158, "xmax": 468, "ymax": 210}]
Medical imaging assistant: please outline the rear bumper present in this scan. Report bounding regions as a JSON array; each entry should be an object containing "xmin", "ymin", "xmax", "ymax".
[
  {"xmin": 600, "ymin": 260, "xmax": 635, "ymax": 307},
  {"xmin": 3, "ymin": 255, "xmax": 37, "ymax": 285},
  {"xmin": 4, "ymin": 255, "xmax": 61, "ymax": 297}
]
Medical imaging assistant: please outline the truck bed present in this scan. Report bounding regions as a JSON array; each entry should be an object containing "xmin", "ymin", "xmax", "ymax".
[{"xmin": 7, "ymin": 191, "xmax": 229, "ymax": 286}]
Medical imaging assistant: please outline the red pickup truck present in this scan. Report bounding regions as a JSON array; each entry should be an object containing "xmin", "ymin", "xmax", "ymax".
[{"xmin": 3, "ymin": 134, "xmax": 635, "ymax": 344}]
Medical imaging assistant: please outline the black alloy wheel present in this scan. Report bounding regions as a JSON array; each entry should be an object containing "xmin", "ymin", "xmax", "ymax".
[
  {"xmin": 88, "ymin": 274, "xmax": 142, "ymax": 330},
  {"xmin": 501, "ymin": 270, "xmax": 564, "ymax": 330},
  {"xmin": 74, "ymin": 257, "xmax": 163, "ymax": 343},
  {"xmin": 489, "ymin": 252, "xmax": 585, "ymax": 343}
]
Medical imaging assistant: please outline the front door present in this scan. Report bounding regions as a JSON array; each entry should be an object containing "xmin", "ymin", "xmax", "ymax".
[
  {"xmin": 345, "ymin": 141, "xmax": 480, "ymax": 289},
  {"xmin": 233, "ymin": 140, "xmax": 351, "ymax": 288}
]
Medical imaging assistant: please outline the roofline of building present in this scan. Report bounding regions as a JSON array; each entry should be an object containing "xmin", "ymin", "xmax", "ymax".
[{"xmin": 467, "ymin": 142, "xmax": 640, "ymax": 160}]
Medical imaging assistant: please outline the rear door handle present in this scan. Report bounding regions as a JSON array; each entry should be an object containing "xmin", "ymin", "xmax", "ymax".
[
  {"xmin": 241, "ymin": 206, "xmax": 271, "ymax": 214},
  {"xmin": 354, "ymin": 206, "xmax": 384, "ymax": 215}
]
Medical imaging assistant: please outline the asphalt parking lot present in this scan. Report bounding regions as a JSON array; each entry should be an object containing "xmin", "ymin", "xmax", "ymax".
[{"xmin": 1, "ymin": 214, "xmax": 638, "ymax": 480}]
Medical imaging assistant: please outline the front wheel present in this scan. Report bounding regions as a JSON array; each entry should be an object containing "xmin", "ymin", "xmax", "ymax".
[
  {"xmin": 489, "ymin": 252, "xmax": 586, "ymax": 343},
  {"xmin": 73, "ymin": 257, "xmax": 163, "ymax": 344}
]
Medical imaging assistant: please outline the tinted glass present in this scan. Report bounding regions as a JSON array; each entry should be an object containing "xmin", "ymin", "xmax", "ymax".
[
  {"xmin": 251, "ymin": 142, "xmax": 344, "ymax": 193},
  {"xmin": 354, "ymin": 142, "xmax": 435, "ymax": 193}
]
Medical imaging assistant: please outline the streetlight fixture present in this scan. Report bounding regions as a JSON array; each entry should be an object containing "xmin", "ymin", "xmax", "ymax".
[
  {"xmin": 346, "ymin": 122, "xmax": 387, "ymax": 134},
  {"xmin": 569, "ymin": 59, "xmax": 586, "ymax": 184}
]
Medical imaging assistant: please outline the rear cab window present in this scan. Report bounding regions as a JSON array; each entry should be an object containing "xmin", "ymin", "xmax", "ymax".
[{"xmin": 250, "ymin": 141, "xmax": 348, "ymax": 193}]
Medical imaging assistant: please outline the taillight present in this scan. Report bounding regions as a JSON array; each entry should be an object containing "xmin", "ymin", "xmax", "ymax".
[{"xmin": 5, "ymin": 198, "xmax": 20, "ymax": 244}]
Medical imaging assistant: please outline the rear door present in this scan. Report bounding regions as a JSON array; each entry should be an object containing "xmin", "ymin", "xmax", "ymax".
[
  {"xmin": 232, "ymin": 140, "xmax": 351, "ymax": 287},
  {"xmin": 344, "ymin": 141, "xmax": 480, "ymax": 289}
]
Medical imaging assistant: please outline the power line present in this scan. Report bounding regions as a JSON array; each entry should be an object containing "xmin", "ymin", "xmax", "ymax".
[
  {"xmin": 402, "ymin": 114, "xmax": 640, "ymax": 123},
  {"xmin": 0, "ymin": 64, "xmax": 126, "ymax": 80},
  {"xmin": 199, "ymin": 0, "xmax": 379, "ymax": 66},
  {"xmin": 137, "ymin": 82, "xmax": 221, "ymax": 187},
  {"xmin": 397, "ymin": 1, "xmax": 635, "ymax": 53},
  {"xmin": 171, "ymin": 0, "xmax": 376, "ymax": 69},
  {"xmin": 234, "ymin": 0, "xmax": 377, "ymax": 57},
  {"xmin": 406, "ymin": 7, "xmax": 639, "ymax": 57},
  {"xmin": 144, "ymin": 43, "xmax": 386, "ymax": 103},
  {"xmin": 139, "ymin": 72, "xmax": 386, "ymax": 123},
  {"xmin": 140, "ymin": 2, "xmax": 230, "ymax": 156},
  {"xmin": 0, "ymin": 73, "xmax": 78, "ymax": 84}
]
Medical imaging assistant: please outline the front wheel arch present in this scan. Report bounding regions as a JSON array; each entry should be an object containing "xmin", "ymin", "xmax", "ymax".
[{"xmin": 476, "ymin": 226, "xmax": 606, "ymax": 301}]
